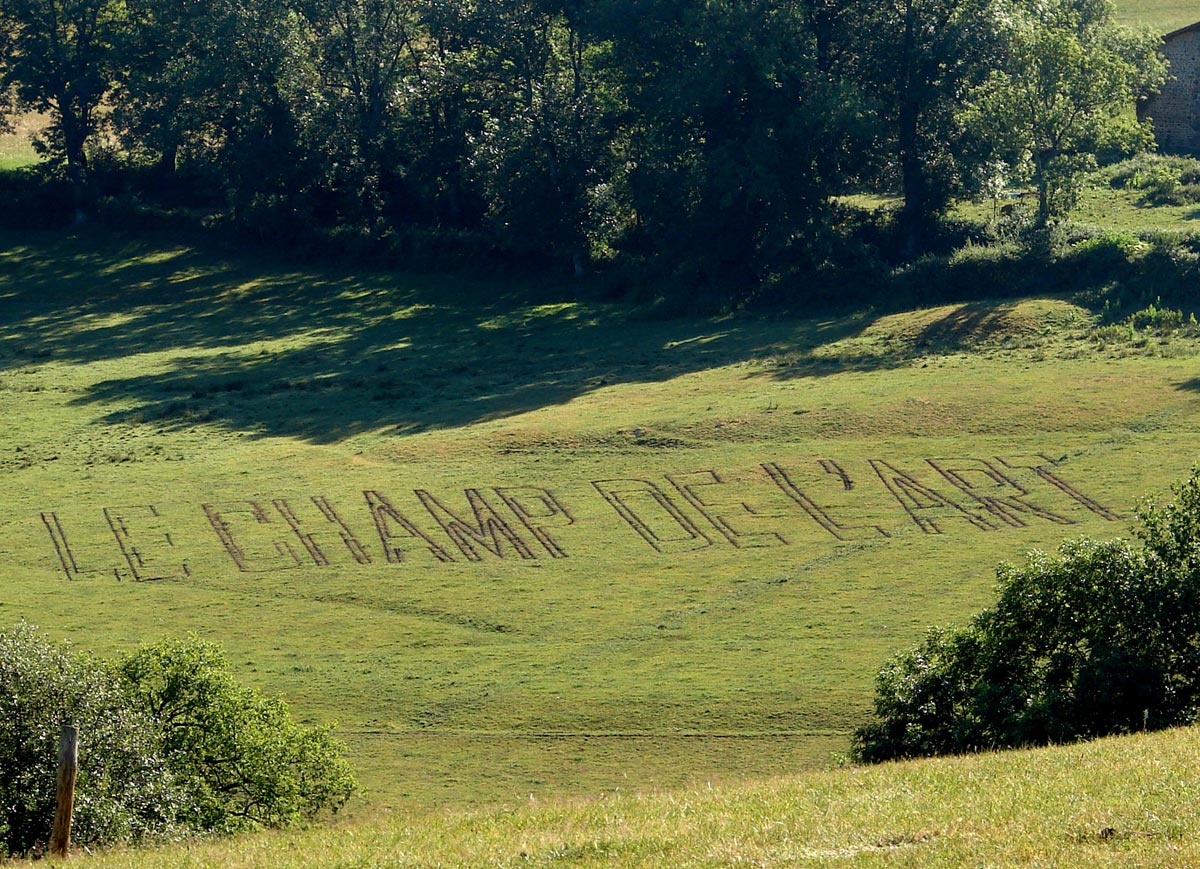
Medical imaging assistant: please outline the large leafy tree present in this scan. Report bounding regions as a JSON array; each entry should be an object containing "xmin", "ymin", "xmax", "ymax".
[
  {"xmin": 0, "ymin": 0, "xmax": 125, "ymax": 182},
  {"xmin": 606, "ymin": 0, "xmax": 868, "ymax": 292},
  {"xmin": 297, "ymin": 0, "xmax": 425, "ymax": 226},
  {"xmin": 963, "ymin": 0, "xmax": 1166, "ymax": 226},
  {"xmin": 115, "ymin": 0, "xmax": 317, "ymax": 217},
  {"xmin": 118, "ymin": 637, "xmax": 356, "ymax": 832},
  {"xmin": 466, "ymin": 0, "xmax": 625, "ymax": 273},
  {"xmin": 852, "ymin": 0, "xmax": 1005, "ymax": 254}
]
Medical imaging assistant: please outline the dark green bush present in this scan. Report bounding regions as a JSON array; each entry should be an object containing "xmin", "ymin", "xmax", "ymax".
[
  {"xmin": 0, "ymin": 623, "xmax": 181, "ymax": 857},
  {"xmin": 852, "ymin": 469, "xmax": 1200, "ymax": 763},
  {"xmin": 0, "ymin": 168, "xmax": 78, "ymax": 230},
  {"xmin": 0, "ymin": 627, "xmax": 356, "ymax": 856},
  {"xmin": 1127, "ymin": 301, "xmax": 1187, "ymax": 332}
]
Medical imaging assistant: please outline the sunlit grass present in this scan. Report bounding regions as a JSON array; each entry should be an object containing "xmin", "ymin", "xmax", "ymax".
[
  {"xmin": 0, "ymin": 112, "xmax": 45, "ymax": 170},
  {"xmin": 33, "ymin": 726, "xmax": 1200, "ymax": 868},
  {"xmin": 2, "ymin": 229, "xmax": 1199, "ymax": 823},
  {"xmin": 1116, "ymin": 0, "xmax": 1198, "ymax": 32}
]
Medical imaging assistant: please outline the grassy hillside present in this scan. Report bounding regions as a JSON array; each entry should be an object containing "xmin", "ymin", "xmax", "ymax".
[
  {"xmin": 1117, "ymin": 0, "xmax": 1198, "ymax": 32},
  {"xmin": 2, "ymin": 228, "xmax": 1200, "ymax": 818},
  {"xmin": 24, "ymin": 725, "xmax": 1200, "ymax": 867},
  {"xmin": 0, "ymin": 113, "xmax": 44, "ymax": 171},
  {"xmin": 0, "ymin": 3, "xmax": 1195, "ymax": 863}
]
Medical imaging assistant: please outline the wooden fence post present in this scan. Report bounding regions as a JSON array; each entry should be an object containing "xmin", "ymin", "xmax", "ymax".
[{"xmin": 50, "ymin": 724, "xmax": 78, "ymax": 859}]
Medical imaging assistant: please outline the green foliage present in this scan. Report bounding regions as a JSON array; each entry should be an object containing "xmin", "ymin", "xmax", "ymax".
[
  {"xmin": 0, "ymin": 0, "xmax": 1183, "ymax": 287},
  {"xmin": 0, "ymin": 0, "xmax": 128, "ymax": 180},
  {"xmin": 0, "ymin": 623, "xmax": 181, "ymax": 857},
  {"xmin": 604, "ymin": 0, "xmax": 870, "ymax": 292},
  {"xmin": 852, "ymin": 0, "xmax": 1007, "ymax": 252},
  {"xmin": 0, "ymin": 165, "xmax": 78, "ymax": 229},
  {"xmin": 853, "ymin": 469, "xmax": 1200, "ymax": 763},
  {"xmin": 961, "ymin": 0, "xmax": 1167, "ymax": 226},
  {"xmin": 117, "ymin": 637, "xmax": 357, "ymax": 833},
  {"xmin": 1127, "ymin": 300, "xmax": 1186, "ymax": 332},
  {"xmin": 1076, "ymin": 233, "xmax": 1200, "ymax": 324},
  {"xmin": 0, "ymin": 626, "xmax": 355, "ymax": 856},
  {"xmin": 1109, "ymin": 154, "xmax": 1200, "ymax": 206},
  {"xmin": 1071, "ymin": 229, "xmax": 1145, "ymax": 263}
]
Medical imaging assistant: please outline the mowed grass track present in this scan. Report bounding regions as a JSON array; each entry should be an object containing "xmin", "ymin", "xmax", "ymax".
[{"xmin": 2, "ymin": 230, "xmax": 1200, "ymax": 814}]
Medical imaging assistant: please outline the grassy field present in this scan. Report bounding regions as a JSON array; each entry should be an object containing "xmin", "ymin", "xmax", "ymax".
[
  {"xmin": 2, "ymin": 227, "xmax": 1200, "ymax": 825},
  {"xmin": 21, "ymin": 725, "xmax": 1200, "ymax": 867},
  {"xmin": 0, "ymin": 1, "xmax": 1197, "ymax": 856},
  {"xmin": 1118, "ymin": 0, "xmax": 1198, "ymax": 32},
  {"xmin": 0, "ymin": 113, "xmax": 44, "ymax": 171}
]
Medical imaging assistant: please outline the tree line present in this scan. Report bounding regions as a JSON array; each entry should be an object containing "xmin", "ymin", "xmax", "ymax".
[{"xmin": 0, "ymin": 0, "xmax": 1167, "ymax": 295}]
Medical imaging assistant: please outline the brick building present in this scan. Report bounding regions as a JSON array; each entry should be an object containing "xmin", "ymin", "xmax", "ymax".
[{"xmin": 1142, "ymin": 21, "xmax": 1200, "ymax": 153}]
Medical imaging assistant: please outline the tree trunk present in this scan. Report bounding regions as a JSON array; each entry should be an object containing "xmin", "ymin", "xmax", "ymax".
[
  {"xmin": 896, "ymin": 0, "xmax": 925, "ymax": 258},
  {"xmin": 898, "ymin": 98, "xmax": 926, "ymax": 257},
  {"xmin": 1034, "ymin": 154, "xmax": 1051, "ymax": 228}
]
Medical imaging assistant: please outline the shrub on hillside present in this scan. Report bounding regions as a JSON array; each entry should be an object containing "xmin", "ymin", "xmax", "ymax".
[
  {"xmin": 0, "ymin": 623, "xmax": 181, "ymax": 857},
  {"xmin": 0, "ymin": 627, "xmax": 356, "ymax": 857},
  {"xmin": 1109, "ymin": 154, "xmax": 1200, "ymax": 206},
  {"xmin": 852, "ymin": 469, "xmax": 1200, "ymax": 763},
  {"xmin": 117, "ymin": 637, "xmax": 356, "ymax": 833},
  {"xmin": 0, "ymin": 168, "xmax": 77, "ymax": 230},
  {"xmin": 1127, "ymin": 301, "xmax": 1188, "ymax": 333}
]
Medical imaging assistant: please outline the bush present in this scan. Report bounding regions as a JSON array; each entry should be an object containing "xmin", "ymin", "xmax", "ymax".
[
  {"xmin": 0, "ymin": 168, "xmax": 78, "ymax": 230},
  {"xmin": 1109, "ymin": 154, "xmax": 1200, "ymax": 206},
  {"xmin": 117, "ymin": 637, "xmax": 356, "ymax": 833},
  {"xmin": 0, "ymin": 627, "xmax": 356, "ymax": 856},
  {"xmin": 1127, "ymin": 301, "xmax": 1186, "ymax": 333},
  {"xmin": 852, "ymin": 469, "xmax": 1200, "ymax": 763},
  {"xmin": 0, "ymin": 623, "xmax": 181, "ymax": 857}
]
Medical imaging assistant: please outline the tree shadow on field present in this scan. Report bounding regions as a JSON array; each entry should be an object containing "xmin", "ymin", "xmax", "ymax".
[
  {"xmin": 0, "ymin": 230, "xmax": 899, "ymax": 444},
  {"xmin": 910, "ymin": 302, "xmax": 1025, "ymax": 351}
]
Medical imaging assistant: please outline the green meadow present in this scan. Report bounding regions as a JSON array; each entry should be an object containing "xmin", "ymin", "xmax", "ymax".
[
  {"xmin": 0, "ymin": 4, "xmax": 1198, "ymax": 863},
  {"xmin": 1118, "ymin": 0, "xmax": 1198, "ymax": 32},
  {"xmin": 2, "ymin": 228, "xmax": 1200, "ymax": 820},
  {"xmin": 0, "ymin": 114, "xmax": 43, "ymax": 172}
]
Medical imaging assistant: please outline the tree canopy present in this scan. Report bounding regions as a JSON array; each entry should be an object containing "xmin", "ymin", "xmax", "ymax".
[{"xmin": 0, "ymin": 0, "xmax": 1169, "ymax": 293}]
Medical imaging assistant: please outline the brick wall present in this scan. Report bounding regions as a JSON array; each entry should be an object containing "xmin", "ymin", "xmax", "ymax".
[{"xmin": 1143, "ymin": 26, "xmax": 1200, "ymax": 154}]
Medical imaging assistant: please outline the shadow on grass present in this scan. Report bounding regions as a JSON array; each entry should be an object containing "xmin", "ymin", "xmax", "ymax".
[
  {"xmin": 0, "ymin": 230, "xmax": 886, "ymax": 444},
  {"xmin": 6, "ymin": 226, "xmax": 1176, "ymax": 444}
]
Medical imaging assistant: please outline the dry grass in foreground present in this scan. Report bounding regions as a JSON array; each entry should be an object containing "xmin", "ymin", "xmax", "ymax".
[{"xmin": 41, "ymin": 725, "xmax": 1200, "ymax": 868}]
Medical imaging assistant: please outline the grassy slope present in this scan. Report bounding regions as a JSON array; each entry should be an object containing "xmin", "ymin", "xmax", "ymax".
[
  {"xmin": 0, "ymin": 3, "xmax": 1196, "ymax": 861},
  {"xmin": 35, "ymin": 725, "xmax": 1200, "ymax": 868},
  {"xmin": 2, "ymin": 229, "xmax": 1200, "ymax": 822},
  {"xmin": 0, "ymin": 113, "xmax": 44, "ymax": 171},
  {"xmin": 1117, "ymin": 0, "xmax": 1197, "ymax": 32}
]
